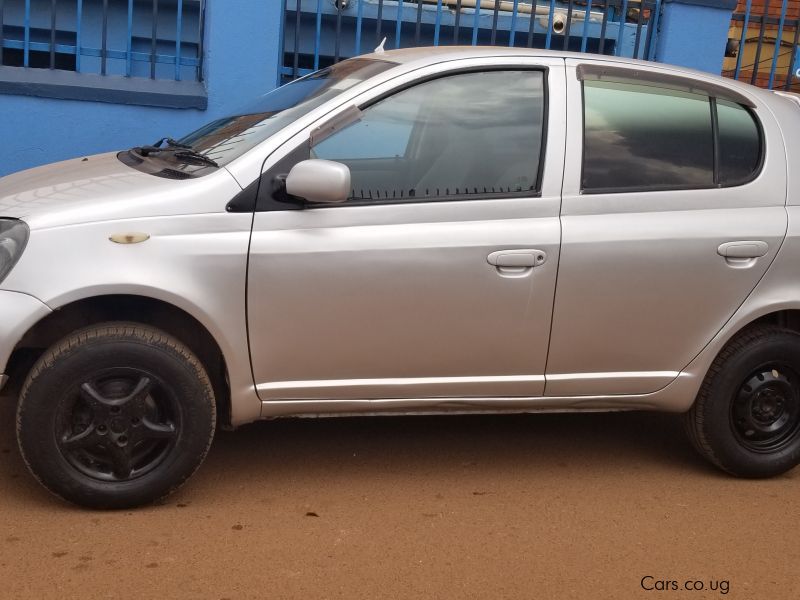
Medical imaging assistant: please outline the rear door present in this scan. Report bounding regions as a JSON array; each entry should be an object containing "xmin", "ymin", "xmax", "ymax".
[
  {"xmin": 247, "ymin": 58, "xmax": 566, "ymax": 401},
  {"xmin": 546, "ymin": 59, "xmax": 788, "ymax": 397}
]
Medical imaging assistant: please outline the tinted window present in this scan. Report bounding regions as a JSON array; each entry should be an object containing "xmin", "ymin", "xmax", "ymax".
[
  {"xmin": 314, "ymin": 117, "xmax": 414, "ymax": 160},
  {"xmin": 717, "ymin": 99, "xmax": 761, "ymax": 186},
  {"xmin": 311, "ymin": 70, "xmax": 546, "ymax": 202},
  {"xmin": 582, "ymin": 81, "xmax": 714, "ymax": 192},
  {"xmin": 175, "ymin": 58, "xmax": 397, "ymax": 168}
]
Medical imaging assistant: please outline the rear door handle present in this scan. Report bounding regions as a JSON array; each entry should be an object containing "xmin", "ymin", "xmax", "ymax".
[
  {"xmin": 487, "ymin": 249, "xmax": 547, "ymax": 268},
  {"xmin": 717, "ymin": 241, "xmax": 769, "ymax": 259}
]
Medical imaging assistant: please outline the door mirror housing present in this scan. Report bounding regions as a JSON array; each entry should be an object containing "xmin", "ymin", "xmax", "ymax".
[{"xmin": 284, "ymin": 159, "xmax": 351, "ymax": 205}]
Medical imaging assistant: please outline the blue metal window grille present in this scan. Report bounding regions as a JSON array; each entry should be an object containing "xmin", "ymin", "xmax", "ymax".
[
  {"xmin": 726, "ymin": 0, "xmax": 800, "ymax": 91},
  {"xmin": 281, "ymin": 0, "xmax": 663, "ymax": 82},
  {"xmin": 0, "ymin": 0, "xmax": 205, "ymax": 81}
]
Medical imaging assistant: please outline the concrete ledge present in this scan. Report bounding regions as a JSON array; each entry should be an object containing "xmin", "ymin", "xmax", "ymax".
[{"xmin": 0, "ymin": 67, "xmax": 208, "ymax": 109}]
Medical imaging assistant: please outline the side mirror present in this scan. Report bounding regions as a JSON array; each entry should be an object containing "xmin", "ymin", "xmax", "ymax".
[{"xmin": 285, "ymin": 159, "xmax": 351, "ymax": 205}]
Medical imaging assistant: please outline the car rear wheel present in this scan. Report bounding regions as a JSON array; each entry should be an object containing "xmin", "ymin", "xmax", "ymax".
[
  {"xmin": 16, "ymin": 322, "xmax": 216, "ymax": 509},
  {"xmin": 684, "ymin": 325, "xmax": 800, "ymax": 477}
]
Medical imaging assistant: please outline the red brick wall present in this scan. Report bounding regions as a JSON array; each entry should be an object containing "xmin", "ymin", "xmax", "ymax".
[
  {"xmin": 728, "ymin": 0, "xmax": 800, "ymax": 89},
  {"xmin": 742, "ymin": 71, "xmax": 792, "ymax": 87},
  {"xmin": 735, "ymin": 0, "xmax": 800, "ymax": 27}
]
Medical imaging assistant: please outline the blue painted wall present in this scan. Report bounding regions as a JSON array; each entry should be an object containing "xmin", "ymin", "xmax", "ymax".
[
  {"xmin": 0, "ymin": 0, "xmax": 284, "ymax": 177},
  {"xmin": 655, "ymin": 0, "xmax": 738, "ymax": 74},
  {"xmin": 0, "ymin": 0, "xmax": 739, "ymax": 178}
]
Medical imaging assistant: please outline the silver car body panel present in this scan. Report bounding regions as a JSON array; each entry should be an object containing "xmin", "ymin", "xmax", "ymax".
[
  {"xmin": 0, "ymin": 151, "xmax": 243, "ymax": 228},
  {"xmin": 767, "ymin": 91, "xmax": 800, "ymax": 206},
  {"xmin": 0, "ymin": 47, "xmax": 798, "ymax": 425},
  {"xmin": 0, "ymin": 213, "xmax": 262, "ymax": 425},
  {"xmin": 545, "ymin": 59, "xmax": 789, "ymax": 397},
  {"xmin": 0, "ymin": 290, "xmax": 52, "ymax": 390},
  {"xmin": 248, "ymin": 56, "xmax": 566, "ymax": 402}
]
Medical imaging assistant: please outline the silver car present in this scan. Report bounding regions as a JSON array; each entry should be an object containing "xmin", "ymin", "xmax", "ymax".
[{"xmin": 2, "ymin": 47, "xmax": 799, "ymax": 508}]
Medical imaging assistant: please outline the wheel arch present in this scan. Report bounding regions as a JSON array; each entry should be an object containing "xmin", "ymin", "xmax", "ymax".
[
  {"xmin": 710, "ymin": 307, "xmax": 800, "ymax": 358},
  {"xmin": 6, "ymin": 294, "xmax": 233, "ymax": 428},
  {"xmin": 653, "ymin": 304, "xmax": 800, "ymax": 413},
  {"xmin": 747, "ymin": 309, "xmax": 800, "ymax": 333}
]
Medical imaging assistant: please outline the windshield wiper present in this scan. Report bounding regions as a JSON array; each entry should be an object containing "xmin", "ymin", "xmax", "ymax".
[
  {"xmin": 137, "ymin": 136, "xmax": 192, "ymax": 156},
  {"xmin": 133, "ymin": 139, "xmax": 219, "ymax": 168},
  {"xmin": 169, "ymin": 149, "xmax": 219, "ymax": 168},
  {"xmin": 153, "ymin": 137, "xmax": 192, "ymax": 150}
]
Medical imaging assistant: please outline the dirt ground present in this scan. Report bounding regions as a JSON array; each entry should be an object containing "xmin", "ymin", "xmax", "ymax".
[{"xmin": 1, "ymin": 393, "xmax": 798, "ymax": 600}]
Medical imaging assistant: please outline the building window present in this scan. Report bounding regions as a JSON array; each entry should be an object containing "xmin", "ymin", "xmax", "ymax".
[{"xmin": 0, "ymin": 0, "xmax": 205, "ymax": 82}]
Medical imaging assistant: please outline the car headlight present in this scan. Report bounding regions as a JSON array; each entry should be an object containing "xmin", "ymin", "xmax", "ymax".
[{"xmin": 0, "ymin": 218, "xmax": 29, "ymax": 284}]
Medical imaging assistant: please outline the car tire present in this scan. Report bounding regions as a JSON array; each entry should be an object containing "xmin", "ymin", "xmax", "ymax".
[
  {"xmin": 16, "ymin": 322, "xmax": 216, "ymax": 509},
  {"xmin": 684, "ymin": 325, "xmax": 800, "ymax": 478}
]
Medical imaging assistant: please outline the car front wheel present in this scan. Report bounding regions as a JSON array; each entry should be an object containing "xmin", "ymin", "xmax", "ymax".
[
  {"xmin": 16, "ymin": 322, "xmax": 216, "ymax": 509},
  {"xmin": 684, "ymin": 325, "xmax": 800, "ymax": 478}
]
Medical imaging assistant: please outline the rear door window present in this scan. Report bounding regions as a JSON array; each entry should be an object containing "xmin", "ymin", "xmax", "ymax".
[
  {"xmin": 581, "ymin": 78, "xmax": 763, "ymax": 193},
  {"xmin": 582, "ymin": 81, "xmax": 714, "ymax": 192}
]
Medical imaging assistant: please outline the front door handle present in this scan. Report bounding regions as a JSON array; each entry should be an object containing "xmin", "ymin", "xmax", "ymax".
[
  {"xmin": 717, "ymin": 241, "xmax": 769, "ymax": 259},
  {"xmin": 487, "ymin": 249, "xmax": 547, "ymax": 268}
]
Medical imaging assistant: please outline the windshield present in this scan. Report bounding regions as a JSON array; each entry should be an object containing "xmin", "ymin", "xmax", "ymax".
[{"xmin": 176, "ymin": 58, "xmax": 398, "ymax": 168}]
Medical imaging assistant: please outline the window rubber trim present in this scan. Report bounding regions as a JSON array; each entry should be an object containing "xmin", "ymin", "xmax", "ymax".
[{"xmin": 710, "ymin": 97, "xmax": 721, "ymax": 186}]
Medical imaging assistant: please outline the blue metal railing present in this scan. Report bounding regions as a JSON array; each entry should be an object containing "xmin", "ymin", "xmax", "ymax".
[
  {"xmin": 727, "ymin": 0, "xmax": 800, "ymax": 91},
  {"xmin": 282, "ymin": 0, "xmax": 663, "ymax": 81},
  {"xmin": 0, "ymin": 0, "xmax": 205, "ymax": 82}
]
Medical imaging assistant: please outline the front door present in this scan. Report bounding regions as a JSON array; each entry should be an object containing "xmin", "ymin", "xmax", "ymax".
[{"xmin": 247, "ymin": 60, "xmax": 566, "ymax": 401}]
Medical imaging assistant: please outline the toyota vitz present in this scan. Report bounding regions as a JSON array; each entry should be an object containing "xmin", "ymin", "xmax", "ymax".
[{"xmin": 2, "ymin": 48, "xmax": 800, "ymax": 508}]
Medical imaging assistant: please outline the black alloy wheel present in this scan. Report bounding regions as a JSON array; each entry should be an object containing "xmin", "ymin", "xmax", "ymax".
[
  {"xmin": 17, "ymin": 323, "xmax": 216, "ymax": 509},
  {"xmin": 56, "ymin": 369, "xmax": 180, "ymax": 482}
]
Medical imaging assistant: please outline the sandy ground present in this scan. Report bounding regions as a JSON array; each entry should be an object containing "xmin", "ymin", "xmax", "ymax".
[{"xmin": 1, "ymin": 393, "xmax": 798, "ymax": 600}]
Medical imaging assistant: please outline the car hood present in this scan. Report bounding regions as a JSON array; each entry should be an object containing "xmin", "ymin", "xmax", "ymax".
[{"xmin": 0, "ymin": 152, "xmax": 243, "ymax": 229}]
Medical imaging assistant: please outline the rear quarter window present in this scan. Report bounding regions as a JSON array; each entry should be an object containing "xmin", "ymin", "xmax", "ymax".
[{"xmin": 716, "ymin": 99, "xmax": 762, "ymax": 186}]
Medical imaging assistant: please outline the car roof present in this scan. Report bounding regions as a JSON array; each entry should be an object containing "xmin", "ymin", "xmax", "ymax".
[
  {"xmin": 363, "ymin": 46, "xmax": 774, "ymax": 103},
  {"xmin": 773, "ymin": 90, "xmax": 800, "ymax": 106},
  {"xmin": 369, "ymin": 45, "xmax": 646, "ymax": 65},
  {"xmin": 366, "ymin": 46, "xmax": 705, "ymax": 73}
]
